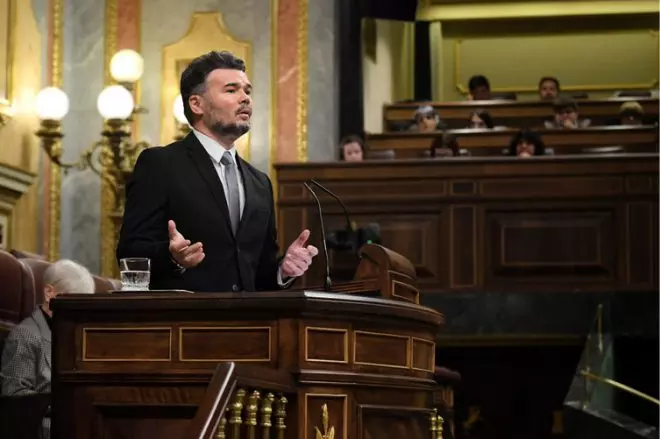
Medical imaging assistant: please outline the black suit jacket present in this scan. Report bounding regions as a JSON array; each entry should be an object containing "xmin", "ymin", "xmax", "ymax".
[{"xmin": 116, "ymin": 133, "xmax": 281, "ymax": 292}]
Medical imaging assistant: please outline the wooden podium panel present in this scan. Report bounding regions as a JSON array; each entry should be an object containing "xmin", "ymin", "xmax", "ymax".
[
  {"xmin": 276, "ymin": 154, "xmax": 658, "ymax": 294},
  {"xmin": 51, "ymin": 291, "xmax": 444, "ymax": 439}
]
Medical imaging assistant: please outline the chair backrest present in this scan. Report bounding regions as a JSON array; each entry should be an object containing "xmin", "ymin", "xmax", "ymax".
[{"xmin": 0, "ymin": 250, "xmax": 36, "ymax": 355}]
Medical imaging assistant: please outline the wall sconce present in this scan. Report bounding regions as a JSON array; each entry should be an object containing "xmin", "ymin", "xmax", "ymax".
[
  {"xmin": 172, "ymin": 94, "xmax": 191, "ymax": 141},
  {"xmin": 34, "ymin": 87, "xmax": 77, "ymax": 169}
]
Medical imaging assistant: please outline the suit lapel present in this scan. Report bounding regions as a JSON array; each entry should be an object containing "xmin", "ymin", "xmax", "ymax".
[{"xmin": 184, "ymin": 133, "xmax": 234, "ymax": 238}]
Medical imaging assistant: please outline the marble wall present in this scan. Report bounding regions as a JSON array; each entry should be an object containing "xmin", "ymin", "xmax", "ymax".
[
  {"xmin": 59, "ymin": 0, "xmax": 105, "ymax": 272},
  {"xmin": 307, "ymin": 0, "xmax": 338, "ymax": 162}
]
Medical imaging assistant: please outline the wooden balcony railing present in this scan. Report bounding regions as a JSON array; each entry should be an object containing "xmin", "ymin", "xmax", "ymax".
[{"xmin": 184, "ymin": 362, "xmax": 296, "ymax": 439}]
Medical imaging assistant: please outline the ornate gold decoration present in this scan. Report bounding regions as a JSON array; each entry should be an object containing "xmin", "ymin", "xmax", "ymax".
[
  {"xmin": 229, "ymin": 388, "xmax": 246, "ymax": 438},
  {"xmin": 430, "ymin": 408, "xmax": 444, "ymax": 439},
  {"xmin": 260, "ymin": 393, "xmax": 275, "ymax": 439},
  {"xmin": 47, "ymin": 0, "xmax": 64, "ymax": 261},
  {"xmin": 274, "ymin": 395, "xmax": 288, "ymax": 439},
  {"xmin": 314, "ymin": 404, "xmax": 335, "ymax": 439},
  {"xmin": 160, "ymin": 12, "xmax": 252, "ymax": 160},
  {"xmin": 246, "ymin": 389, "xmax": 260, "ymax": 439},
  {"xmin": 295, "ymin": 0, "xmax": 308, "ymax": 162},
  {"xmin": 215, "ymin": 415, "xmax": 227, "ymax": 439},
  {"xmin": 100, "ymin": 0, "xmax": 118, "ymax": 277}
]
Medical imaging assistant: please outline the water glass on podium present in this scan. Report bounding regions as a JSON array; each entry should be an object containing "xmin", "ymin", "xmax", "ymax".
[{"xmin": 119, "ymin": 257, "xmax": 151, "ymax": 291}]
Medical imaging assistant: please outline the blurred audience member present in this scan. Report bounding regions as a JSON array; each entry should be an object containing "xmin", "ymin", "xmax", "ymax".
[
  {"xmin": 508, "ymin": 129, "xmax": 546, "ymax": 158},
  {"xmin": 468, "ymin": 75, "xmax": 491, "ymax": 101},
  {"xmin": 468, "ymin": 110, "xmax": 495, "ymax": 129},
  {"xmin": 619, "ymin": 101, "xmax": 644, "ymax": 126},
  {"xmin": 430, "ymin": 133, "xmax": 460, "ymax": 158},
  {"xmin": 339, "ymin": 135, "xmax": 365, "ymax": 162},
  {"xmin": 544, "ymin": 98, "xmax": 591, "ymax": 129},
  {"xmin": 538, "ymin": 76, "xmax": 560, "ymax": 100},
  {"xmin": 411, "ymin": 105, "xmax": 447, "ymax": 132},
  {"xmin": 1, "ymin": 259, "xmax": 95, "ymax": 439}
]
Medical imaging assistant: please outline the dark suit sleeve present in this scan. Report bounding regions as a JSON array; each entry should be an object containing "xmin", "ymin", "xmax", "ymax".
[
  {"xmin": 116, "ymin": 148, "xmax": 173, "ymax": 276},
  {"xmin": 254, "ymin": 176, "xmax": 284, "ymax": 291}
]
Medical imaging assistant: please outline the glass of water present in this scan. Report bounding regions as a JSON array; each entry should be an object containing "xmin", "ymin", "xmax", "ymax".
[{"xmin": 119, "ymin": 257, "xmax": 151, "ymax": 291}]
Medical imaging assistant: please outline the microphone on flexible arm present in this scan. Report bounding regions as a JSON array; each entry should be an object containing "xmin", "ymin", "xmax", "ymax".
[
  {"xmin": 303, "ymin": 182, "xmax": 332, "ymax": 292},
  {"xmin": 308, "ymin": 178, "xmax": 353, "ymax": 235}
]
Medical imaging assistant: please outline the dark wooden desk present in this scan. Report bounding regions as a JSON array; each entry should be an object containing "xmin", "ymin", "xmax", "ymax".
[
  {"xmin": 51, "ymin": 291, "xmax": 444, "ymax": 439},
  {"xmin": 383, "ymin": 98, "xmax": 660, "ymax": 130},
  {"xmin": 276, "ymin": 153, "xmax": 658, "ymax": 293},
  {"xmin": 366, "ymin": 126, "xmax": 659, "ymax": 158}
]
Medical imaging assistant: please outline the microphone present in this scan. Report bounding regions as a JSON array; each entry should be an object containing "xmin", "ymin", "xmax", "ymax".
[
  {"xmin": 308, "ymin": 179, "xmax": 353, "ymax": 232},
  {"xmin": 303, "ymin": 182, "xmax": 332, "ymax": 292}
]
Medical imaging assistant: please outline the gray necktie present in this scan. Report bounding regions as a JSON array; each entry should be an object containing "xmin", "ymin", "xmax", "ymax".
[{"xmin": 220, "ymin": 151, "xmax": 240, "ymax": 235}]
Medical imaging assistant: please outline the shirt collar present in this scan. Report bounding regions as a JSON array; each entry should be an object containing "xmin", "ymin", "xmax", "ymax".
[{"xmin": 192, "ymin": 128, "xmax": 237, "ymax": 164}]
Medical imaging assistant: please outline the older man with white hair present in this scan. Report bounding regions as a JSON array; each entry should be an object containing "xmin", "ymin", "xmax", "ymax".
[{"xmin": 0, "ymin": 259, "xmax": 95, "ymax": 438}]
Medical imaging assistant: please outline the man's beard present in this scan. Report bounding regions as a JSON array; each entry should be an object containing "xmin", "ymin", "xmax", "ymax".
[{"xmin": 209, "ymin": 120, "xmax": 250, "ymax": 138}]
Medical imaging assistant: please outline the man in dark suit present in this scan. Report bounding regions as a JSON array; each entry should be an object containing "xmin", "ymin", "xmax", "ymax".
[{"xmin": 116, "ymin": 51, "xmax": 318, "ymax": 292}]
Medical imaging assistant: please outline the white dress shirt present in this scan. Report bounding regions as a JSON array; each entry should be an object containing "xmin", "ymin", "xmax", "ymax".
[
  {"xmin": 192, "ymin": 129, "xmax": 291, "ymax": 287},
  {"xmin": 193, "ymin": 129, "xmax": 245, "ymax": 217}
]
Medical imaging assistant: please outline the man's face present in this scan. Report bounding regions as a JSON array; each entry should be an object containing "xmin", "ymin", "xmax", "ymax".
[
  {"xmin": 342, "ymin": 142, "xmax": 363, "ymax": 162},
  {"xmin": 539, "ymin": 80, "xmax": 558, "ymax": 100},
  {"xmin": 189, "ymin": 68, "xmax": 253, "ymax": 139},
  {"xmin": 416, "ymin": 113, "xmax": 437, "ymax": 132},
  {"xmin": 516, "ymin": 141, "xmax": 535, "ymax": 158},
  {"xmin": 471, "ymin": 86, "xmax": 490, "ymax": 101},
  {"xmin": 555, "ymin": 107, "xmax": 578, "ymax": 127}
]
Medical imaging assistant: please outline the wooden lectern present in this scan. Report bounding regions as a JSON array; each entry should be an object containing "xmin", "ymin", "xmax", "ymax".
[{"xmin": 51, "ymin": 245, "xmax": 446, "ymax": 439}]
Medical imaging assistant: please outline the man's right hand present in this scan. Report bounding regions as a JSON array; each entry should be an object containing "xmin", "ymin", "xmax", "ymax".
[{"xmin": 168, "ymin": 220, "xmax": 205, "ymax": 268}]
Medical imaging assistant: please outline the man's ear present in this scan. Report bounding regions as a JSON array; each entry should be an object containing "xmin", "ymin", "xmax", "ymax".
[{"xmin": 188, "ymin": 95, "xmax": 204, "ymax": 116}]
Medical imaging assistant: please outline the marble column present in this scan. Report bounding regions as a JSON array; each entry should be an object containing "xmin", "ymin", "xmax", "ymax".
[{"xmin": 58, "ymin": 0, "xmax": 105, "ymax": 272}]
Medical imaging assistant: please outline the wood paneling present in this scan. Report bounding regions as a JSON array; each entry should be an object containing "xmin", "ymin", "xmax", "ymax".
[
  {"xmin": 51, "ymin": 292, "xmax": 444, "ymax": 439},
  {"xmin": 366, "ymin": 126, "xmax": 659, "ymax": 158},
  {"xmin": 276, "ymin": 154, "xmax": 658, "ymax": 293},
  {"xmin": 382, "ymin": 98, "xmax": 659, "ymax": 130}
]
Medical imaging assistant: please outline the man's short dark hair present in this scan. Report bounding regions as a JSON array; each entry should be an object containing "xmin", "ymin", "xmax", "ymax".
[
  {"xmin": 539, "ymin": 76, "xmax": 560, "ymax": 91},
  {"xmin": 468, "ymin": 75, "xmax": 490, "ymax": 92},
  {"xmin": 180, "ymin": 51, "xmax": 246, "ymax": 124},
  {"xmin": 552, "ymin": 97, "xmax": 577, "ymax": 113}
]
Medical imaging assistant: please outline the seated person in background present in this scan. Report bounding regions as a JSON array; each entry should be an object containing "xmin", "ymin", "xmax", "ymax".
[
  {"xmin": 1, "ymin": 259, "xmax": 95, "ymax": 438},
  {"xmin": 507, "ymin": 129, "xmax": 546, "ymax": 158},
  {"xmin": 339, "ymin": 135, "xmax": 365, "ymax": 162},
  {"xmin": 410, "ymin": 105, "xmax": 448, "ymax": 132},
  {"xmin": 468, "ymin": 110, "xmax": 495, "ymax": 129},
  {"xmin": 619, "ymin": 101, "xmax": 644, "ymax": 126},
  {"xmin": 544, "ymin": 98, "xmax": 591, "ymax": 129},
  {"xmin": 538, "ymin": 76, "xmax": 560, "ymax": 100},
  {"xmin": 430, "ymin": 133, "xmax": 460, "ymax": 157},
  {"xmin": 467, "ymin": 75, "xmax": 491, "ymax": 101}
]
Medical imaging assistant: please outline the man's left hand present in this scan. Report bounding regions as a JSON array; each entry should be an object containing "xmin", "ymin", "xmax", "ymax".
[{"xmin": 281, "ymin": 229, "xmax": 319, "ymax": 278}]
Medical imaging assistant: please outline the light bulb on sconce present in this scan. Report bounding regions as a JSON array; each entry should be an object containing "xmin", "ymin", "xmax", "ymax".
[
  {"xmin": 97, "ymin": 85, "xmax": 135, "ymax": 121},
  {"xmin": 110, "ymin": 49, "xmax": 144, "ymax": 85},
  {"xmin": 34, "ymin": 87, "xmax": 79, "ymax": 169},
  {"xmin": 172, "ymin": 94, "xmax": 191, "ymax": 141},
  {"xmin": 35, "ymin": 87, "xmax": 70, "ymax": 121}
]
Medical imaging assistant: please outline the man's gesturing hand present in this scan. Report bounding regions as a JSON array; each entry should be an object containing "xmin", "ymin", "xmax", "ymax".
[
  {"xmin": 168, "ymin": 220, "xmax": 205, "ymax": 268},
  {"xmin": 280, "ymin": 229, "xmax": 319, "ymax": 278}
]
